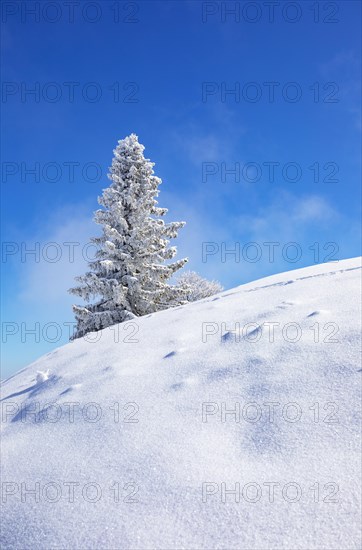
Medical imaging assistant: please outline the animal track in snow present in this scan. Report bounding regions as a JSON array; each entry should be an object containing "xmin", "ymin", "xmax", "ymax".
[
  {"xmin": 221, "ymin": 324, "xmax": 262, "ymax": 343},
  {"xmin": 170, "ymin": 375, "xmax": 198, "ymax": 391},
  {"xmin": 307, "ymin": 310, "xmax": 320, "ymax": 317},
  {"xmin": 164, "ymin": 351, "xmax": 177, "ymax": 359},
  {"xmin": 276, "ymin": 300, "xmax": 298, "ymax": 310},
  {"xmin": 306, "ymin": 309, "xmax": 330, "ymax": 318},
  {"xmin": 59, "ymin": 383, "xmax": 82, "ymax": 397}
]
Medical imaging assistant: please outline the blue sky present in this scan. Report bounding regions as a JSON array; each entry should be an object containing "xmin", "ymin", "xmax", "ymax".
[{"xmin": 1, "ymin": 0, "xmax": 361, "ymax": 377}]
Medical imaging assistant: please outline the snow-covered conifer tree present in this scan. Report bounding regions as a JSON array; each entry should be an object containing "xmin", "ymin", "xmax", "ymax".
[{"xmin": 69, "ymin": 134, "xmax": 188, "ymax": 339}]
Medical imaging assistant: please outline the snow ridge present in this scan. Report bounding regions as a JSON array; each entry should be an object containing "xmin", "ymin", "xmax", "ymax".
[{"xmin": 1, "ymin": 258, "xmax": 361, "ymax": 549}]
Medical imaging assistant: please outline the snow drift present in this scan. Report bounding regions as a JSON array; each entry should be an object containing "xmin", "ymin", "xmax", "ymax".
[{"xmin": 1, "ymin": 258, "xmax": 361, "ymax": 549}]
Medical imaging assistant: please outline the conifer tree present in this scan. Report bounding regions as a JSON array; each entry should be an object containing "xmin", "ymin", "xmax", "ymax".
[{"xmin": 69, "ymin": 134, "xmax": 187, "ymax": 339}]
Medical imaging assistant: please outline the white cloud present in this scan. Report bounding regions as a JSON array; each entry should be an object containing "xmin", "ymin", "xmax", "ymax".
[
  {"xmin": 19, "ymin": 203, "xmax": 97, "ymax": 306},
  {"xmin": 14, "ymin": 191, "xmax": 350, "ymax": 312},
  {"xmin": 319, "ymin": 50, "xmax": 361, "ymax": 131}
]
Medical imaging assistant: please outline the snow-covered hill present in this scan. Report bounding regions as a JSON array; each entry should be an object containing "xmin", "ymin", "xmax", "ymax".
[{"xmin": 1, "ymin": 258, "xmax": 361, "ymax": 549}]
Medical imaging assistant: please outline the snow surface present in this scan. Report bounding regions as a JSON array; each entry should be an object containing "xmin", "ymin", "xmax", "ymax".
[{"xmin": 1, "ymin": 258, "xmax": 361, "ymax": 549}]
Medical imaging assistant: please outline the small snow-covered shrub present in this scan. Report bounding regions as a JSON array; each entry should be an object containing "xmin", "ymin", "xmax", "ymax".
[{"xmin": 176, "ymin": 271, "xmax": 223, "ymax": 302}]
